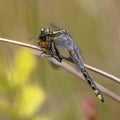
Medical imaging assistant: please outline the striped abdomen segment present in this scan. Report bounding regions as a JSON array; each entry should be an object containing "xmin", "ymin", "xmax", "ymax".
[{"xmin": 81, "ymin": 68, "xmax": 104, "ymax": 102}]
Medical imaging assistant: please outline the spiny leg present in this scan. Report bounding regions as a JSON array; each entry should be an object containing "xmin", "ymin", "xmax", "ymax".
[{"xmin": 52, "ymin": 43, "xmax": 63, "ymax": 62}]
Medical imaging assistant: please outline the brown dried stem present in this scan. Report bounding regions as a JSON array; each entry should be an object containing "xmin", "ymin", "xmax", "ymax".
[{"xmin": 0, "ymin": 37, "xmax": 120, "ymax": 103}]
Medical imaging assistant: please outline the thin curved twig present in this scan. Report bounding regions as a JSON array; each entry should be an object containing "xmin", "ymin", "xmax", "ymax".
[
  {"xmin": 0, "ymin": 37, "xmax": 41, "ymax": 51},
  {"xmin": 0, "ymin": 37, "xmax": 119, "ymax": 84},
  {"xmin": 85, "ymin": 64, "xmax": 120, "ymax": 84},
  {"xmin": 0, "ymin": 37, "xmax": 120, "ymax": 103},
  {"xmin": 50, "ymin": 60, "xmax": 120, "ymax": 102}
]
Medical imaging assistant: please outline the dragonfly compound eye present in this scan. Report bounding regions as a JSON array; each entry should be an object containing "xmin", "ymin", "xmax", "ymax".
[
  {"xmin": 41, "ymin": 28, "xmax": 50, "ymax": 36},
  {"xmin": 40, "ymin": 27, "xmax": 50, "ymax": 37}
]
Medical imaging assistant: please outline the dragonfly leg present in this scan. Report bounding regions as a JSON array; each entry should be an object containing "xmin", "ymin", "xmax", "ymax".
[
  {"xmin": 68, "ymin": 56, "xmax": 74, "ymax": 63},
  {"xmin": 39, "ymin": 51, "xmax": 45, "ymax": 57},
  {"xmin": 53, "ymin": 44, "xmax": 63, "ymax": 62},
  {"xmin": 59, "ymin": 55, "xmax": 74, "ymax": 63},
  {"xmin": 52, "ymin": 55, "xmax": 62, "ymax": 62}
]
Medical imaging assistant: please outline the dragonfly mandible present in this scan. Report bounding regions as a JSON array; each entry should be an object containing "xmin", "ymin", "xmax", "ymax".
[{"xmin": 37, "ymin": 25, "xmax": 104, "ymax": 102}]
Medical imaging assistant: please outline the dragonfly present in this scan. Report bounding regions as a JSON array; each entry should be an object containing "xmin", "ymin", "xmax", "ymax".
[{"xmin": 37, "ymin": 25, "xmax": 104, "ymax": 102}]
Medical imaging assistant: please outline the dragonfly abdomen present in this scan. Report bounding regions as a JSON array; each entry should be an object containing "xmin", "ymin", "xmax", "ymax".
[
  {"xmin": 81, "ymin": 68, "xmax": 104, "ymax": 102},
  {"xmin": 70, "ymin": 49, "xmax": 104, "ymax": 102}
]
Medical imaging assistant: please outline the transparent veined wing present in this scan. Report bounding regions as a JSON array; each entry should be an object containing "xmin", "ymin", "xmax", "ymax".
[
  {"xmin": 54, "ymin": 29, "xmax": 104, "ymax": 102},
  {"xmin": 50, "ymin": 23, "xmax": 63, "ymax": 31}
]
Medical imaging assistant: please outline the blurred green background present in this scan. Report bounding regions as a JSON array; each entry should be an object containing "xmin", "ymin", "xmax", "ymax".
[{"xmin": 0, "ymin": 0, "xmax": 120, "ymax": 120}]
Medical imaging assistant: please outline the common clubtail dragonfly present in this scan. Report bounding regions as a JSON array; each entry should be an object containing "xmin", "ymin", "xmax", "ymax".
[{"xmin": 37, "ymin": 25, "xmax": 104, "ymax": 102}]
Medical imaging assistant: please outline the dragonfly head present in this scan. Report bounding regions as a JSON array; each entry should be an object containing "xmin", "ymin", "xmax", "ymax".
[
  {"xmin": 38, "ymin": 27, "xmax": 50, "ymax": 48},
  {"xmin": 41, "ymin": 27, "xmax": 50, "ymax": 36}
]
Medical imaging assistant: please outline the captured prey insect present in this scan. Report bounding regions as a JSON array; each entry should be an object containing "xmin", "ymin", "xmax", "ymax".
[
  {"xmin": 37, "ymin": 27, "xmax": 69, "ymax": 62},
  {"xmin": 37, "ymin": 25, "xmax": 104, "ymax": 102}
]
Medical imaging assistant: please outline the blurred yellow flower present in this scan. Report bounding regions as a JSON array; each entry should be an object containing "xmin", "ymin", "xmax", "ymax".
[
  {"xmin": 7, "ymin": 48, "xmax": 36, "ymax": 86},
  {"xmin": 17, "ymin": 84, "xmax": 45, "ymax": 117}
]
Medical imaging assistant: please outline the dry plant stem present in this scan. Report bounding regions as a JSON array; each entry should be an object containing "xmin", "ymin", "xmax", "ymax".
[
  {"xmin": 96, "ymin": 83, "xmax": 120, "ymax": 103},
  {"xmin": 0, "ymin": 38, "xmax": 119, "ymax": 84},
  {"xmin": 50, "ymin": 59, "xmax": 120, "ymax": 103},
  {"xmin": 0, "ymin": 37, "xmax": 120, "ymax": 103},
  {"xmin": 0, "ymin": 37, "xmax": 41, "ymax": 51},
  {"xmin": 85, "ymin": 64, "xmax": 120, "ymax": 84}
]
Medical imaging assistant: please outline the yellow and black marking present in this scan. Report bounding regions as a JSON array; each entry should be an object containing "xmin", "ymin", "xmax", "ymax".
[
  {"xmin": 68, "ymin": 49, "xmax": 104, "ymax": 102},
  {"xmin": 52, "ymin": 30, "xmax": 63, "ymax": 37},
  {"xmin": 81, "ymin": 69, "xmax": 104, "ymax": 102}
]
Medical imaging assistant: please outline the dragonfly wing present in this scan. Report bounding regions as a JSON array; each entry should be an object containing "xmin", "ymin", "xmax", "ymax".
[
  {"xmin": 74, "ymin": 45, "xmax": 85, "ymax": 63},
  {"xmin": 50, "ymin": 23, "xmax": 63, "ymax": 31},
  {"xmin": 54, "ymin": 31, "xmax": 75, "ymax": 49},
  {"xmin": 53, "ymin": 28, "xmax": 104, "ymax": 102}
]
